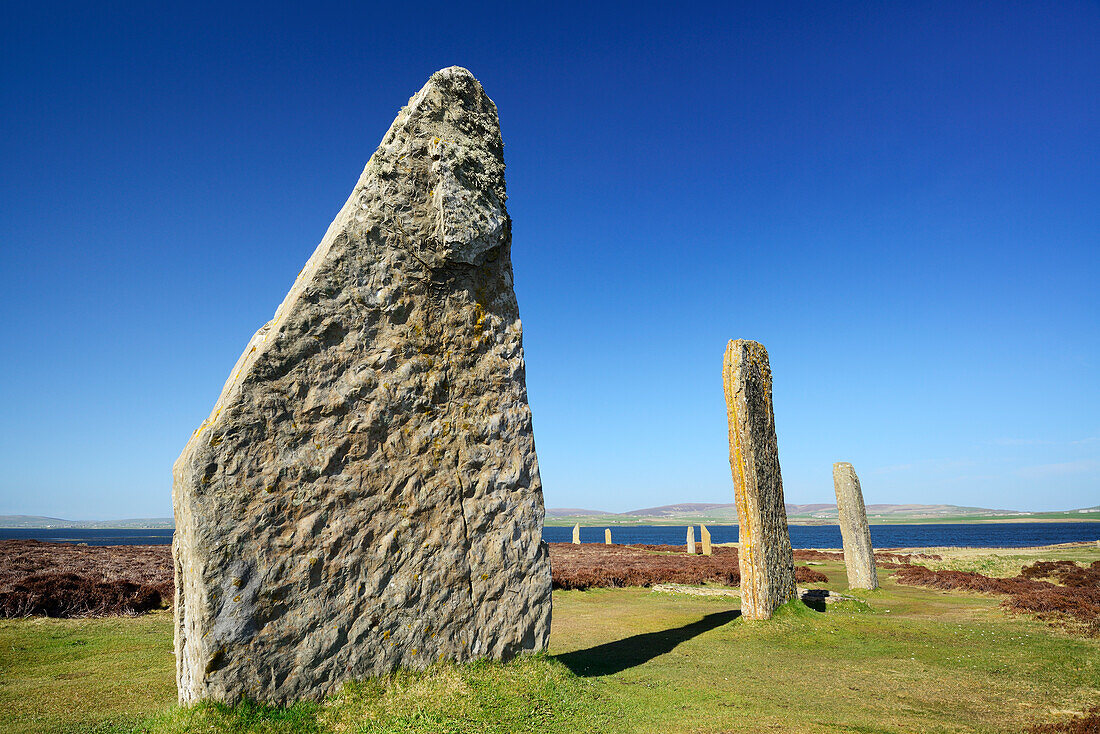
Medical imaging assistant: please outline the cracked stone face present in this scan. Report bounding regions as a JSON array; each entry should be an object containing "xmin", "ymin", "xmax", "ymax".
[{"xmin": 172, "ymin": 66, "xmax": 551, "ymax": 705}]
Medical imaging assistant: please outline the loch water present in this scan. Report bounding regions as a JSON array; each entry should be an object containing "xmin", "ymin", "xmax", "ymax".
[{"xmin": 1, "ymin": 522, "xmax": 1098, "ymax": 548}]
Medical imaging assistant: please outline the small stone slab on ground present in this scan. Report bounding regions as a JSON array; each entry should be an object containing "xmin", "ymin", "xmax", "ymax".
[{"xmin": 651, "ymin": 584, "xmax": 858, "ymax": 604}]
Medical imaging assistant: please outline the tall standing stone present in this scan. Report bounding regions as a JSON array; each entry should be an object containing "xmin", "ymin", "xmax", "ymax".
[
  {"xmin": 832, "ymin": 463, "xmax": 879, "ymax": 590},
  {"xmin": 700, "ymin": 525, "xmax": 712, "ymax": 556},
  {"xmin": 604, "ymin": 528, "xmax": 612, "ymax": 545},
  {"xmin": 572, "ymin": 524, "xmax": 580, "ymax": 544},
  {"xmin": 722, "ymin": 340, "xmax": 797, "ymax": 620},
  {"xmin": 172, "ymin": 67, "xmax": 551, "ymax": 705},
  {"xmin": 687, "ymin": 526, "xmax": 696, "ymax": 554}
]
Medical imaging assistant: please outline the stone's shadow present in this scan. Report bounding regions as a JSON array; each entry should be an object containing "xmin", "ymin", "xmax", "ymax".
[
  {"xmin": 799, "ymin": 591, "xmax": 831, "ymax": 613},
  {"xmin": 555, "ymin": 609, "xmax": 740, "ymax": 677}
]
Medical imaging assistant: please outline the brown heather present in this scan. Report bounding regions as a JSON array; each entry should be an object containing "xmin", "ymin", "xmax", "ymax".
[
  {"xmin": 893, "ymin": 560, "xmax": 1100, "ymax": 636},
  {"xmin": 0, "ymin": 540, "xmax": 171, "ymax": 617},
  {"xmin": 1027, "ymin": 706, "xmax": 1100, "ymax": 734},
  {"xmin": 549, "ymin": 543, "xmax": 827, "ymax": 590},
  {"xmin": 1, "ymin": 540, "xmax": 832, "ymax": 615}
]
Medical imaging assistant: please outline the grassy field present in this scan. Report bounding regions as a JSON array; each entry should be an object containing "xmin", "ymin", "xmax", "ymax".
[{"xmin": 1, "ymin": 549, "xmax": 1098, "ymax": 733}]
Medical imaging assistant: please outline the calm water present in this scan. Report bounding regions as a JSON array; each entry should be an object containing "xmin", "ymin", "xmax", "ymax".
[
  {"xmin": 546, "ymin": 523, "xmax": 1100, "ymax": 548},
  {"xmin": 1, "ymin": 523, "xmax": 1097, "ymax": 548}
]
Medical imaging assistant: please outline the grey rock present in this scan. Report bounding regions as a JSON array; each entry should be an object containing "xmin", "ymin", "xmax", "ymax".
[
  {"xmin": 686, "ymin": 525, "xmax": 696, "ymax": 554},
  {"xmin": 722, "ymin": 340, "xmax": 797, "ymax": 620},
  {"xmin": 172, "ymin": 66, "xmax": 551, "ymax": 705},
  {"xmin": 832, "ymin": 463, "xmax": 879, "ymax": 590}
]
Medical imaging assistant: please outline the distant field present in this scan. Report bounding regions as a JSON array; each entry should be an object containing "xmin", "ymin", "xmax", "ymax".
[
  {"xmin": 5, "ymin": 507, "xmax": 1098, "ymax": 530},
  {"xmin": 1, "ymin": 545, "xmax": 1098, "ymax": 733},
  {"xmin": 544, "ymin": 510, "xmax": 1100, "ymax": 526}
]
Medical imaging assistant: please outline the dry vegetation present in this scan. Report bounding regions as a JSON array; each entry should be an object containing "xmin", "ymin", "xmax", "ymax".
[
  {"xmin": 792, "ymin": 548, "xmax": 943, "ymax": 566},
  {"xmin": 5, "ymin": 539, "xmax": 1097, "ymax": 638},
  {"xmin": 1027, "ymin": 706, "xmax": 1100, "ymax": 734},
  {"xmin": 549, "ymin": 543, "xmax": 828, "ymax": 590},
  {"xmin": 893, "ymin": 559, "xmax": 1100, "ymax": 636},
  {"xmin": 0, "ymin": 540, "xmax": 833, "ymax": 617},
  {"xmin": 0, "ymin": 540, "xmax": 171, "ymax": 617}
]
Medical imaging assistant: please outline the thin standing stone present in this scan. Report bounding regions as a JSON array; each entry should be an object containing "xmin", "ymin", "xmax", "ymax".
[
  {"xmin": 605, "ymin": 528, "xmax": 612, "ymax": 545},
  {"xmin": 832, "ymin": 462, "xmax": 879, "ymax": 590},
  {"xmin": 572, "ymin": 524, "xmax": 580, "ymax": 544},
  {"xmin": 687, "ymin": 526, "xmax": 696, "ymax": 554},
  {"xmin": 722, "ymin": 339, "xmax": 797, "ymax": 620},
  {"xmin": 701, "ymin": 525, "xmax": 712, "ymax": 556}
]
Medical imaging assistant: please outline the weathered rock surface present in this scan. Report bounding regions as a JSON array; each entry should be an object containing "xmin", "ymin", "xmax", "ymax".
[
  {"xmin": 572, "ymin": 524, "xmax": 580, "ymax": 544},
  {"xmin": 687, "ymin": 526, "xmax": 696, "ymax": 554},
  {"xmin": 722, "ymin": 340, "xmax": 797, "ymax": 620},
  {"xmin": 653, "ymin": 584, "xmax": 855, "ymax": 604},
  {"xmin": 700, "ymin": 524, "xmax": 712, "ymax": 556},
  {"xmin": 172, "ymin": 67, "xmax": 551, "ymax": 705},
  {"xmin": 832, "ymin": 462, "xmax": 879, "ymax": 590},
  {"xmin": 604, "ymin": 528, "xmax": 612, "ymax": 545}
]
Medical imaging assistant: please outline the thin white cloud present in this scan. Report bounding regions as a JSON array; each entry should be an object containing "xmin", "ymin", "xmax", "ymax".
[
  {"xmin": 869, "ymin": 458, "xmax": 979, "ymax": 475},
  {"xmin": 988, "ymin": 436, "xmax": 1099, "ymax": 447},
  {"xmin": 1016, "ymin": 459, "xmax": 1100, "ymax": 480}
]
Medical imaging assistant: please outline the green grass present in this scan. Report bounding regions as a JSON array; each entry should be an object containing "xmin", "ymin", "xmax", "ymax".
[
  {"xmin": 0, "ymin": 612, "xmax": 175, "ymax": 734},
  {"xmin": 2, "ymin": 557, "xmax": 1098, "ymax": 733}
]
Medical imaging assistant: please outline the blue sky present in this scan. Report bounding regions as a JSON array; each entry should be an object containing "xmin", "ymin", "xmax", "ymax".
[{"xmin": 1, "ymin": 1, "xmax": 1097, "ymax": 519}]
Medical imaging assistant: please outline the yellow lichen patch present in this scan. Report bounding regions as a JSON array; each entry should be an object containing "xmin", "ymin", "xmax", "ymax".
[{"xmin": 473, "ymin": 302, "xmax": 487, "ymax": 332}]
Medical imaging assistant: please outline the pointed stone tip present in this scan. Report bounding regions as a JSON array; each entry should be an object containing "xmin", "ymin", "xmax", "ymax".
[
  {"xmin": 423, "ymin": 65, "xmax": 484, "ymax": 94},
  {"xmin": 407, "ymin": 66, "xmax": 494, "ymax": 118},
  {"xmin": 431, "ymin": 65, "xmax": 477, "ymax": 80},
  {"xmin": 834, "ymin": 462, "xmax": 853, "ymax": 469}
]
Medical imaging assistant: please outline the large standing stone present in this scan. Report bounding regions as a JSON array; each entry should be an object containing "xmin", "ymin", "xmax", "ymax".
[
  {"xmin": 572, "ymin": 524, "xmax": 580, "ymax": 544},
  {"xmin": 604, "ymin": 528, "xmax": 612, "ymax": 545},
  {"xmin": 172, "ymin": 67, "xmax": 551, "ymax": 705},
  {"xmin": 832, "ymin": 462, "xmax": 879, "ymax": 590},
  {"xmin": 700, "ymin": 525, "xmax": 712, "ymax": 556},
  {"xmin": 722, "ymin": 340, "xmax": 797, "ymax": 620},
  {"xmin": 686, "ymin": 526, "xmax": 696, "ymax": 554}
]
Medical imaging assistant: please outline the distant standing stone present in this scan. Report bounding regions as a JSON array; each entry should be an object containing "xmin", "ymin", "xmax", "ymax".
[
  {"xmin": 572, "ymin": 524, "xmax": 581, "ymax": 544},
  {"xmin": 701, "ymin": 525, "xmax": 712, "ymax": 556},
  {"xmin": 722, "ymin": 340, "xmax": 797, "ymax": 620},
  {"xmin": 833, "ymin": 463, "xmax": 879, "ymax": 590},
  {"xmin": 172, "ymin": 67, "xmax": 551, "ymax": 705},
  {"xmin": 687, "ymin": 526, "xmax": 696, "ymax": 554},
  {"xmin": 605, "ymin": 528, "xmax": 612, "ymax": 545}
]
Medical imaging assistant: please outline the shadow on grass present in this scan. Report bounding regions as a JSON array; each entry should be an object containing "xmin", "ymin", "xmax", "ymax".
[{"xmin": 555, "ymin": 609, "xmax": 741, "ymax": 677}]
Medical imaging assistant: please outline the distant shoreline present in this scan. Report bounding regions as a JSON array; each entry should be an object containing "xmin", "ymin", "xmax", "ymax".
[
  {"xmin": 545, "ymin": 516, "xmax": 1100, "ymax": 528},
  {"xmin": 3, "ymin": 512, "xmax": 1097, "ymax": 530},
  {"xmin": 3, "ymin": 518, "xmax": 1097, "ymax": 530}
]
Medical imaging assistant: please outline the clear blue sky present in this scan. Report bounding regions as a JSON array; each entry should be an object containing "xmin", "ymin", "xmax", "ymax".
[{"xmin": 1, "ymin": 1, "xmax": 1097, "ymax": 519}]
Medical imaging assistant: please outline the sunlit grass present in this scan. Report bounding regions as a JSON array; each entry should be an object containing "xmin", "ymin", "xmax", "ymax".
[{"xmin": 2, "ymin": 555, "xmax": 1098, "ymax": 733}]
